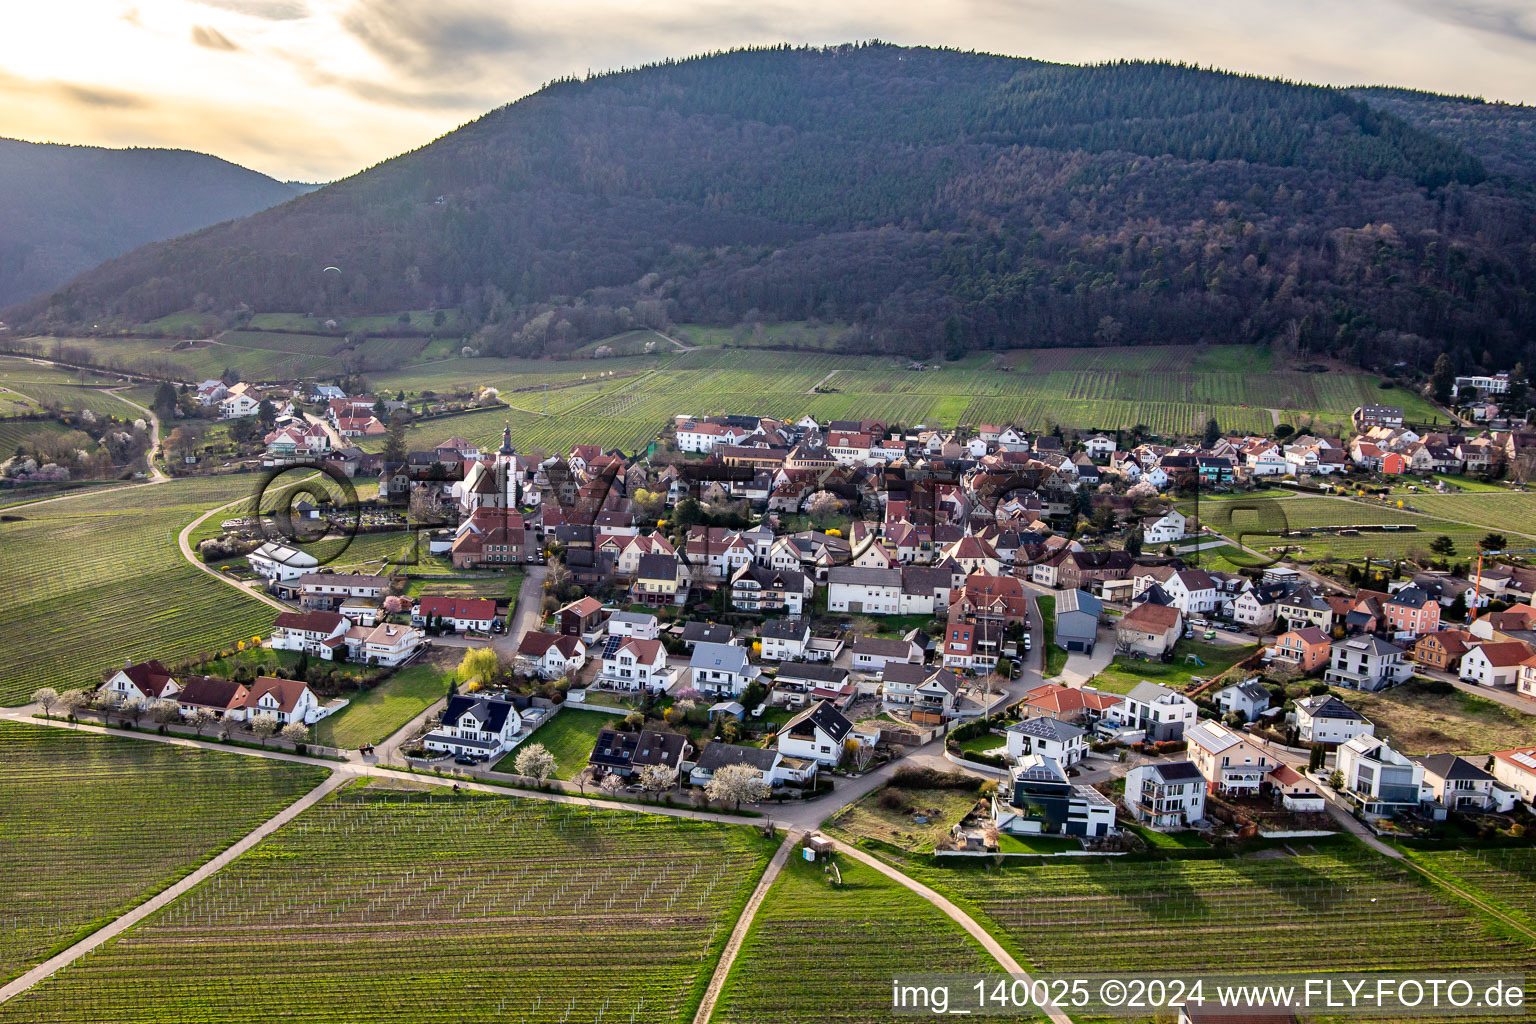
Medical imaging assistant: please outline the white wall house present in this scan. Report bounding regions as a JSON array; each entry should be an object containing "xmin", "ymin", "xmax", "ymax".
[
  {"xmin": 1005, "ymin": 717, "xmax": 1087, "ymax": 766},
  {"xmin": 1123, "ymin": 761, "xmax": 1207, "ymax": 829},
  {"xmin": 689, "ymin": 642, "xmax": 755, "ymax": 697},
  {"xmin": 777, "ymin": 700, "xmax": 854, "ymax": 766},
  {"xmin": 423, "ymin": 695, "xmax": 523, "ymax": 758},
  {"xmin": 1292, "ymin": 694, "xmax": 1375, "ymax": 745},
  {"xmin": 598, "ymin": 637, "xmax": 669, "ymax": 692}
]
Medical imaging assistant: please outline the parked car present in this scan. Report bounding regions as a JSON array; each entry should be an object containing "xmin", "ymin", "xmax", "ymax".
[
  {"xmin": 1022, "ymin": 634, "xmax": 1032, "ymax": 650},
  {"xmin": 453, "ymin": 754, "xmax": 478, "ymax": 765},
  {"xmin": 1202, "ymin": 630, "xmax": 1216, "ymax": 641}
]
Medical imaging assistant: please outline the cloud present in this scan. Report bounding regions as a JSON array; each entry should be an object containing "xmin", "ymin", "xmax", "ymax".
[
  {"xmin": 54, "ymin": 81, "xmax": 151, "ymax": 109},
  {"xmin": 1394, "ymin": 0, "xmax": 1536, "ymax": 46},
  {"xmin": 339, "ymin": 0, "xmax": 527, "ymax": 80},
  {"xmin": 190, "ymin": 0, "xmax": 310, "ymax": 20},
  {"xmin": 191, "ymin": 24, "xmax": 243, "ymax": 51}
]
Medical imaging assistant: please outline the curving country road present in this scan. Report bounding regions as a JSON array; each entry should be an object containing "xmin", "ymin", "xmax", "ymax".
[{"xmin": 102, "ymin": 387, "xmax": 169, "ymax": 482}]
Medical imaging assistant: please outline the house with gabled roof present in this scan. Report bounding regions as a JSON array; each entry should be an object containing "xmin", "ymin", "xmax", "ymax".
[
  {"xmin": 516, "ymin": 632, "xmax": 586, "ymax": 680},
  {"xmin": 102, "ymin": 659, "xmax": 179, "ymax": 703},
  {"xmin": 1108, "ymin": 681, "xmax": 1198, "ymax": 741},
  {"xmin": 1459, "ymin": 639, "xmax": 1533, "ymax": 688},
  {"xmin": 1292, "ymin": 693, "xmax": 1373, "ymax": 745},
  {"xmin": 1116, "ymin": 602, "xmax": 1183, "ymax": 657},
  {"xmin": 1018, "ymin": 682, "xmax": 1123, "ymax": 725},
  {"xmin": 777, "ymin": 699, "xmax": 854, "ymax": 766},
  {"xmin": 1490, "ymin": 748, "xmax": 1536, "ymax": 807},
  {"xmin": 1212, "ymin": 678, "xmax": 1271, "ymax": 721},
  {"xmin": 690, "ymin": 741, "xmax": 815, "ymax": 787},
  {"xmin": 1186, "ymin": 720, "xmax": 1274, "ymax": 796},
  {"xmin": 588, "ymin": 728, "xmax": 690, "ymax": 779},
  {"xmin": 237, "ymin": 676, "xmax": 324, "ymax": 726},
  {"xmin": 1415, "ymin": 754, "xmax": 1506, "ymax": 812},
  {"xmin": 423, "ymin": 694, "xmax": 524, "ymax": 757},
  {"xmin": 597, "ymin": 635, "xmax": 669, "ymax": 692},
  {"xmin": 174, "ymin": 676, "xmax": 249, "ymax": 719},
  {"xmin": 1124, "ymin": 760, "xmax": 1207, "ymax": 828},
  {"xmin": 881, "ymin": 662, "xmax": 961, "ymax": 721},
  {"xmin": 270, "ymin": 610, "xmax": 351, "ymax": 659},
  {"xmin": 758, "ymin": 617, "xmax": 811, "ymax": 661},
  {"xmin": 849, "ymin": 635, "xmax": 922, "ymax": 672},
  {"xmin": 1005, "ymin": 717, "xmax": 1087, "ymax": 766},
  {"xmin": 689, "ymin": 641, "xmax": 755, "ymax": 697}
]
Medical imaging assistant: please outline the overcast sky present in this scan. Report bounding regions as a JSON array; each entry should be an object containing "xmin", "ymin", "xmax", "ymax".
[{"xmin": 4, "ymin": 0, "xmax": 1534, "ymax": 182}]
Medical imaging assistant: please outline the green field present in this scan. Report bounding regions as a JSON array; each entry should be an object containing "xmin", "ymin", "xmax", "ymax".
[
  {"xmin": 0, "ymin": 781, "xmax": 775, "ymax": 1024},
  {"xmin": 906, "ymin": 840, "xmax": 1534, "ymax": 975},
  {"xmin": 311, "ymin": 664, "xmax": 452, "ymax": 750},
  {"xmin": 1403, "ymin": 847, "xmax": 1536, "ymax": 931},
  {"xmin": 0, "ymin": 721, "xmax": 328, "ymax": 986},
  {"xmin": 1088, "ymin": 640, "xmax": 1258, "ymax": 695},
  {"xmin": 493, "ymin": 709, "xmax": 621, "ymax": 779},
  {"xmin": 714, "ymin": 854, "xmax": 1007, "ymax": 1024},
  {"xmin": 0, "ymin": 475, "xmax": 278, "ymax": 704},
  {"xmin": 1036, "ymin": 595, "xmax": 1068, "ymax": 677}
]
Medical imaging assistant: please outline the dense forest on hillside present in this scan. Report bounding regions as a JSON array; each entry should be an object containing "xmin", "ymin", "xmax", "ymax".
[
  {"xmin": 0, "ymin": 138, "xmax": 301, "ymax": 307},
  {"xmin": 1351, "ymin": 87, "xmax": 1536, "ymax": 185},
  {"xmin": 9, "ymin": 44, "xmax": 1536, "ymax": 376}
]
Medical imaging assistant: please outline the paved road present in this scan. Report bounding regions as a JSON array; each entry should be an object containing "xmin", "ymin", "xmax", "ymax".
[
  {"xmin": 176, "ymin": 492, "xmax": 292, "ymax": 613},
  {"xmin": 0, "ymin": 771, "xmax": 348, "ymax": 1006},
  {"xmin": 691, "ymin": 832, "xmax": 798, "ymax": 1024},
  {"xmin": 304, "ymin": 411, "xmax": 347, "ymax": 450}
]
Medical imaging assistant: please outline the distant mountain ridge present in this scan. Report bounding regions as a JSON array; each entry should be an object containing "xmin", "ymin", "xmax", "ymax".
[
  {"xmin": 10, "ymin": 44, "xmax": 1536, "ymax": 373},
  {"xmin": 0, "ymin": 137, "xmax": 302, "ymax": 306}
]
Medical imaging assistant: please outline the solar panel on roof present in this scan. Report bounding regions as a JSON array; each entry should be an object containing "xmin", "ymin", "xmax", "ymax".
[
  {"xmin": 1513, "ymin": 752, "xmax": 1536, "ymax": 769},
  {"xmin": 602, "ymin": 635, "xmax": 623, "ymax": 658}
]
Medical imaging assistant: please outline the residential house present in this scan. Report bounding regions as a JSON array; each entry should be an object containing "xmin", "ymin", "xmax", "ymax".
[
  {"xmin": 298, "ymin": 572, "xmax": 388, "ymax": 612},
  {"xmin": 758, "ymin": 617, "xmax": 811, "ymax": 661},
  {"xmin": 1267, "ymin": 763, "xmax": 1326, "ymax": 813},
  {"xmin": 516, "ymin": 632, "xmax": 586, "ymax": 680},
  {"xmin": 1523, "ymin": 654, "xmax": 1536, "ymax": 699},
  {"xmin": 993, "ymin": 755, "xmax": 1116, "ymax": 838},
  {"xmin": 1490, "ymin": 748, "xmax": 1536, "ymax": 807},
  {"xmin": 1336, "ymin": 735, "xmax": 1429, "ymax": 816},
  {"xmin": 1109, "ymin": 681, "xmax": 1199, "ymax": 742},
  {"xmin": 1275, "ymin": 586, "xmax": 1335, "ymax": 633},
  {"xmin": 680, "ymin": 621, "xmax": 733, "ymax": 649},
  {"xmin": 238, "ymin": 676, "xmax": 323, "ymax": 725},
  {"xmin": 423, "ymin": 694, "xmax": 523, "ymax": 758},
  {"xmin": 174, "ymin": 676, "xmax": 248, "ymax": 720},
  {"xmin": 342, "ymin": 621, "xmax": 422, "ymax": 667},
  {"xmin": 1213, "ymin": 679, "xmax": 1271, "ymax": 721},
  {"xmin": 1416, "ymin": 754, "xmax": 1501, "ymax": 812},
  {"xmin": 270, "ymin": 609, "xmax": 351, "ymax": 659},
  {"xmin": 1382, "ymin": 586, "xmax": 1441, "ymax": 638},
  {"xmin": 947, "ymin": 572, "xmax": 1030, "ymax": 625},
  {"xmin": 1414, "ymin": 629, "xmax": 1474, "ymax": 673},
  {"xmin": 558, "ymin": 596, "xmax": 608, "ymax": 639},
  {"xmin": 881, "ymin": 662, "xmax": 961, "ymax": 722},
  {"xmin": 1186, "ymin": 720, "xmax": 1275, "ymax": 796},
  {"xmin": 849, "ymin": 635, "xmax": 922, "ymax": 673},
  {"xmin": 597, "ymin": 636, "xmax": 669, "ymax": 692},
  {"xmin": 689, "ymin": 742, "xmax": 815, "ymax": 788},
  {"xmin": 1292, "ymin": 694, "xmax": 1375, "ymax": 745},
  {"xmin": 777, "ymin": 700, "xmax": 855, "ymax": 766},
  {"xmin": 1005, "ymin": 717, "xmax": 1087, "ymax": 766},
  {"xmin": 605, "ymin": 610, "xmax": 660, "ymax": 641},
  {"xmin": 730, "ymin": 562, "xmax": 811, "ymax": 615},
  {"xmin": 1018, "ymin": 683, "xmax": 1123, "ymax": 726},
  {"xmin": 1141, "ymin": 508, "xmax": 1187, "ymax": 545},
  {"xmin": 633, "ymin": 552, "xmax": 688, "ymax": 607},
  {"xmin": 689, "ymin": 642, "xmax": 755, "ymax": 697},
  {"xmin": 102, "ymin": 659, "xmax": 179, "ymax": 704},
  {"xmin": 1115, "ymin": 602, "xmax": 1183, "ymax": 657},
  {"xmin": 588, "ymin": 728, "xmax": 690, "ymax": 779},
  {"xmin": 1459, "ymin": 640, "xmax": 1533, "ymax": 687},
  {"xmin": 1052, "ymin": 589, "xmax": 1102, "ymax": 654},
  {"xmin": 826, "ymin": 566, "xmax": 902, "ymax": 614},
  {"xmin": 1269, "ymin": 627, "xmax": 1332, "ymax": 674},
  {"xmin": 775, "ymin": 662, "xmax": 850, "ymax": 694},
  {"xmin": 1228, "ymin": 581, "xmax": 1287, "ymax": 631},
  {"xmin": 247, "ymin": 541, "xmax": 319, "ymax": 582},
  {"xmin": 1324, "ymin": 635, "xmax": 1410, "ymax": 691},
  {"xmin": 1123, "ymin": 761, "xmax": 1207, "ymax": 829},
  {"xmin": 413, "ymin": 596, "xmax": 497, "ymax": 633}
]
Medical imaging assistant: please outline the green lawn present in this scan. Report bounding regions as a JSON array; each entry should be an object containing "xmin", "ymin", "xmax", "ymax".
[
  {"xmin": 996, "ymin": 834, "xmax": 1082, "ymax": 854},
  {"xmin": 492, "ymin": 708, "xmax": 622, "ymax": 779},
  {"xmin": 311, "ymin": 663, "xmax": 452, "ymax": 749},
  {"xmin": 1088, "ymin": 640, "xmax": 1257, "ymax": 695},
  {"xmin": 1123, "ymin": 823, "xmax": 1211, "ymax": 849},
  {"xmin": 1036, "ymin": 595, "xmax": 1068, "ymax": 677},
  {"xmin": 198, "ymin": 646, "xmax": 371, "ymax": 681}
]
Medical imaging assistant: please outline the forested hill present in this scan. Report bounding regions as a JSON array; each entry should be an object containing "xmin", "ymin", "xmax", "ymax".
[
  {"xmin": 11, "ymin": 44, "xmax": 1536, "ymax": 373},
  {"xmin": 0, "ymin": 138, "xmax": 302, "ymax": 307},
  {"xmin": 1350, "ymin": 87, "xmax": 1536, "ymax": 185}
]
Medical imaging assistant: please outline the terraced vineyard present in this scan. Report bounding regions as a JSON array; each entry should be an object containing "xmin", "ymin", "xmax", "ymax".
[
  {"xmin": 0, "ymin": 475, "xmax": 277, "ymax": 703},
  {"xmin": 909, "ymin": 842, "xmax": 1535, "ymax": 975},
  {"xmin": 1405, "ymin": 847, "xmax": 1536, "ymax": 931},
  {"xmin": 0, "ymin": 783, "xmax": 776, "ymax": 1024},
  {"xmin": 0, "ymin": 722, "xmax": 328, "ymax": 985},
  {"xmin": 1406, "ymin": 493, "xmax": 1536, "ymax": 539},
  {"xmin": 714, "ymin": 855, "xmax": 1011, "ymax": 1024}
]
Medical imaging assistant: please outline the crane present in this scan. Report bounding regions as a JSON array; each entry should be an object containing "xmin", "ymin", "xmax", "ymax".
[{"xmin": 1469, "ymin": 547, "xmax": 1536, "ymax": 623}]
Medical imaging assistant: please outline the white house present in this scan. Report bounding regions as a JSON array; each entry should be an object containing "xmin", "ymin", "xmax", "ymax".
[
  {"xmin": 1336, "ymin": 735, "xmax": 1430, "ymax": 816},
  {"xmin": 777, "ymin": 700, "xmax": 854, "ymax": 767},
  {"xmin": 1005, "ymin": 717, "xmax": 1087, "ymax": 766},
  {"xmin": 881, "ymin": 662, "xmax": 961, "ymax": 720},
  {"xmin": 1083, "ymin": 434, "xmax": 1117, "ymax": 459},
  {"xmin": 219, "ymin": 381, "xmax": 262, "ymax": 418},
  {"xmin": 102, "ymin": 659, "xmax": 179, "ymax": 704},
  {"xmin": 759, "ymin": 617, "xmax": 811, "ymax": 661},
  {"xmin": 604, "ymin": 610, "xmax": 660, "ymax": 641},
  {"xmin": 413, "ymin": 596, "xmax": 497, "ymax": 633},
  {"xmin": 516, "ymin": 632, "xmax": 587, "ymax": 680},
  {"xmin": 1458, "ymin": 641, "xmax": 1531, "ymax": 688},
  {"xmin": 1490, "ymin": 748, "xmax": 1536, "ymax": 807},
  {"xmin": 247, "ymin": 541, "xmax": 319, "ymax": 582},
  {"xmin": 689, "ymin": 641, "xmax": 755, "ymax": 697},
  {"xmin": 1123, "ymin": 761, "xmax": 1207, "ymax": 829},
  {"xmin": 1324, "ymin": 636, "xmax": 1411, "ymax": 691},
  {"xmin": 344, "ymin": 622, "xmax": 424, "ymax": 667},
  {"xmin": 1213, "ymin": 679, "xmax": 1271, "ymax": 721},
  {"xmin": 423, "ymin": 694, "xmax": 523, "ymax": 758},
  {"xmin": 1417, "ymin": 754, "xmax": 1502, "ymax": 812},
  {"xmin": 237, "ymin": 676, "xmax": 324, "ymax": 725},
  {"xmin": 1186, "ymin": 720, "xmax": 1274, "ymax": 797},
  {"xmin": 1141, "ymin": 508, "xmax": 1187, "ymax": 545},
  {"xmin": 850, "ymin": 635, "xmax": 922, "ymax": 673},
  {"xmin": 1292, "ymin": 694, "xmax": 1375, "ymax": 745},
  {"xmin": 598, "ymin": 636, "xmax": 669, "ymax": 692},
  {"xmin": 827, "ymin": 566, "xmax": 902, "ymax": 614},
  {"xmin": 269, "ymin": 610, "xmax": 351, "ymax": 659},
  {"xmin": 691, "ymin": 742, "xmax": 815, "ymax": 788},
  {"xmin": 1108, "ymin": 681, "xmax": 1199, "ymax": 742}
]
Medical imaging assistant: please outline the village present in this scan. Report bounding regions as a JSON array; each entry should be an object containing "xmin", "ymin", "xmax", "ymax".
[{"xmin": 56, "ymin": 389, "xmax": 1536, "ymax": 854}]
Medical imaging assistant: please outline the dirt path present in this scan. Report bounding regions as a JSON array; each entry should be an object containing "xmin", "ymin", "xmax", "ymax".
[
  {"xmin": 805, "ymin": 369, "xmax": 838, "ymax": 394},
  {"xmin": 829, "ymin": 839, "xmax": 1075, "ymax": 1024},
  {"xmin": 691, "ymin": 831, "xmax": 798, "ymax": 1024},
  {"xmin": 0, "ymin": 770, "xmax": 347, "ymax": 1006},
  {"xmin": 1267, "ymin": 407, "xmax": 1282, "ymax": 428},
  {"xmin": 102, "ymin": 387, "xmax": 168, "ymax": 482},
  {"xmin": 650, "ymin": 328, "xmax": 695, "ymax": 352}
]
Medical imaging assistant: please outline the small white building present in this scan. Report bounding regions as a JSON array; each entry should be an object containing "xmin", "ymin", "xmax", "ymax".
[
  {"xmin": 516, "ymin": 632, "xmax": 587, "ymax": 680},
  {"xmin": 423, "ymin": 695, "xmax": 523, "ymax": 758},
  {"xmin": 1213, "ymin": 679, "xmax": 1271, "ymax": 721},
  {"xmin": 247, "ymin": 541, "xmax": 320, "ymax": 582},
  {"xmin": 597, "ymin": 636, "xmax": 669, "ymax": 692},
  {"xmin": 689, "ymin": 641, "xmax": 755, "ymax": 697}
]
